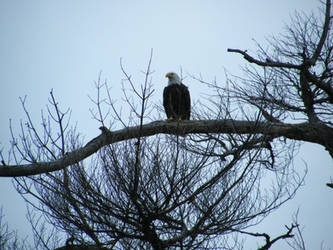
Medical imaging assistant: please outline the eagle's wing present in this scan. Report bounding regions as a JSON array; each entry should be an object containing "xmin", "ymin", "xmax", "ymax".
[
  {"xmin": 163, "ymin": 87, "xmax": 175, "ymax": 118},
  {"xmin": 181, "ymin": 84, "xmax": 191, "ymax": 120}
]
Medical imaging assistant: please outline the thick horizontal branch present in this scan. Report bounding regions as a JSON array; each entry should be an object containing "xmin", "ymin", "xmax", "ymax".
[
  {"xmin": 227, "ymin": 48, "xmax": 303, "ymax": 69},
  {"xmin": 0, "ymin": 119, "xmax": 330, "ymax": 177},
  {"xmin": 327, "ymin": 183, "xmax": 333, "ymax": 189}
]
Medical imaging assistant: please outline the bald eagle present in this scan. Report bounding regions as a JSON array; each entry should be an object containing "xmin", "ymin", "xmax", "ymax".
[{"xmin": 163, "ymin": 72, "xmax": 191, "ymax": 121}]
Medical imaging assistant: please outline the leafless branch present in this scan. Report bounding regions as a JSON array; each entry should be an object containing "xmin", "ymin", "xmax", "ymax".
[{"xmin": 1, "ymin": 119, "xmax": 328, "ymax": 177}]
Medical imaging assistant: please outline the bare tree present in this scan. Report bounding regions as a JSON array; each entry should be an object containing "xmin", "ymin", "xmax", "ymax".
[
  {"xmin": 0, "ymin": 0, "xmax": 332, "ymax": 249},
  {"xmin": 0, "ymin": 207, "xmax": 28, "ymax": 249},
  {"xmin": 6, "ymin": 57, "xmax": 301, "ymax": 249},
  {"xmin": 226, "ymin": 0, "xmax": 333, "ymax": 157}
]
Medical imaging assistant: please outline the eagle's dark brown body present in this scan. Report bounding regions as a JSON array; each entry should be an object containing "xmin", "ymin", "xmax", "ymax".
[{"xmin": 163, "ymin": 83, "xmax": 190, "ymax": 120}]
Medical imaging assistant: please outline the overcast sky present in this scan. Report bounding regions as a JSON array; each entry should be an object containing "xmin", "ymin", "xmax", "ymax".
[{"xmin": 0, "ymin": 0, "xmax": 332, "ymax": 249}]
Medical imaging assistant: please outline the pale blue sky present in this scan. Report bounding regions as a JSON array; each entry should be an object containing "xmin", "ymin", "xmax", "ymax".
[{"xmin": 0, "ymin": 0, "xmax": 332, "ymax": 249}]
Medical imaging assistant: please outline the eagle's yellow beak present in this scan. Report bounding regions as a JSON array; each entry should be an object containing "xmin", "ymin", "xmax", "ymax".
[{"xmin": 165, "ymin": 73, "xmax": 172, "ymax": 78}]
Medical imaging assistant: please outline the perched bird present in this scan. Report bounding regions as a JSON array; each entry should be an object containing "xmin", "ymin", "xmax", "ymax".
[{"xmin": 163, "ymin": 72, "xmax": 191, "ymax": 121}]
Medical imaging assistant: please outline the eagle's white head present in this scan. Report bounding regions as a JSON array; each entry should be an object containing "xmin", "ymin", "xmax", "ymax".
[{"xmin": 166, "ymin": 72, "xmax": 181, "ymax": 86}]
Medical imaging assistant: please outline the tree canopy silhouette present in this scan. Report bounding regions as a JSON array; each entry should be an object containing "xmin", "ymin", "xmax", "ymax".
[{"xmin": 0, "ymin": 0, "xmax": 332, "ymax": 249}]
